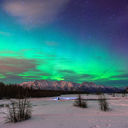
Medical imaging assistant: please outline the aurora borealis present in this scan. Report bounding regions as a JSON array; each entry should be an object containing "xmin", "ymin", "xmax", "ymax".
[{"xmin": 0, "ymin": 0, "xmax": 128, "ymax": 87}]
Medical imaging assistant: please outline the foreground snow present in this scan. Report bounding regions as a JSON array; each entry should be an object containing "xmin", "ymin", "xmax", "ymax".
[{"xmin": 0, "ymin": 94, "xmax": 128, "ymax": 128}]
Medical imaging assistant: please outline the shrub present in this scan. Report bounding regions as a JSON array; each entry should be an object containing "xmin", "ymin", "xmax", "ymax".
[
  {"xmin": 122, "ymin": 92, "xmax": 126, "ymax": 97},
  {"xmin": 6, "ymin": 98, "xmax": 32, "ymax": 123},
  {"xmin": 74, "ymin": 94, "xmax": 88, "ymax": 108},
  {"xmin": 98, "ymin": 94, "xmax": 109, "ymax": 112},
  {"xmin": 112, "ymin": 93, "xmax": 115, "ymax": 97}
]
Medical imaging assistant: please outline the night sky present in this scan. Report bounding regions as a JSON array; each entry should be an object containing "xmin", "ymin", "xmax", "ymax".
[{"xmin": 0, "ymin": 0, "xmax": 128, "ymax": 87}]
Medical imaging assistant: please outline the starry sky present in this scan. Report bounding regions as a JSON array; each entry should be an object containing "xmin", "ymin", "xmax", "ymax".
[{"xmin": 0, "ymin": 0, "xmax": 128, "ymax": 87}]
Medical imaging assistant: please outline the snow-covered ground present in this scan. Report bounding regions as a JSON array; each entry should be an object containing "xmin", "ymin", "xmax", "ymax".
[{"xmin": 0, "ymin": 94, "xmax": 128, "ymax": 128}]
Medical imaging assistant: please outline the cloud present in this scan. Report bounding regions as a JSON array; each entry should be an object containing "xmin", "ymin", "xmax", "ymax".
[
  {"xmin": 97, "ymin": 79, "xmax": 128, "ymax": 87},
  {"xmin": 3, "ymin": 0, "xmax": 69, "ymax": 27},
  {"xmin": 0, "ymin": 58, "xmax": 37, "ymax": 74},
  {"xmin": 111, "ymin": 74, "xmax": 128, "ymax": 79},
  {"xmin": 46, "ymin": 42, "xmax": 58, "ymax": 46},
  {"xmin": 58, "ymin": 69, "xmax": 94, "ymax": 83},
  {"xmin": 58, "ymin": 70, "xmax": 76, "ymax": 74},
  {"xmin": 0, "ymin": 57, "xmax": 44, "ymax": 83},
  {"xmin": 0, "ymin": 31, "xmax": 11, "ymax": 36}
]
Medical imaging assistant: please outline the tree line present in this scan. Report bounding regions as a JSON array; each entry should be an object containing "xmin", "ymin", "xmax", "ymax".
[
  {"xmin": 0, "ymin": 82, "xmax": 62, "ymax": 99},
  {"xmin": 0, "ymin": 82, "xmax": 87, "ymax": 99}
]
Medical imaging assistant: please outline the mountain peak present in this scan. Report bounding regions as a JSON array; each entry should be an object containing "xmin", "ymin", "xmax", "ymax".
[{"xmin": 20, "ymin": 80, "xmax": 123, "ymax": 93}]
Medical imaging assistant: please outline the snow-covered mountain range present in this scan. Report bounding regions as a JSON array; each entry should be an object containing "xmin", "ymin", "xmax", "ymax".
[{"xmin": 20, "ymin": 80, "xmax": 124, "ymax": 93}]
